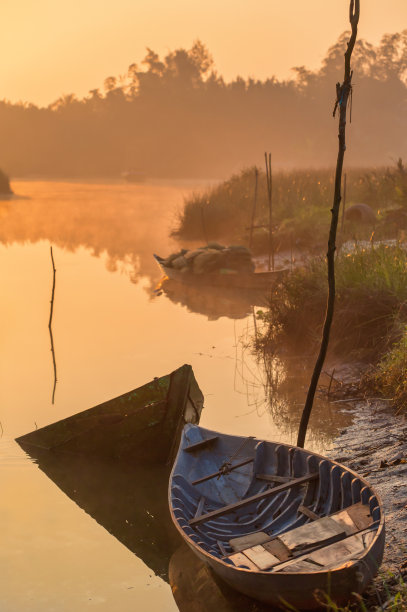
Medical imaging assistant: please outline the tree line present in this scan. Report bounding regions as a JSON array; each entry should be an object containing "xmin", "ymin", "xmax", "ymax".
[{"xmin": 0, "ymin": 34, "xmax": 406, "ymax": 179}]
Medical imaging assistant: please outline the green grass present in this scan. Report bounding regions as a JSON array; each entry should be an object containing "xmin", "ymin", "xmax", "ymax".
[
  {"xmin": 372, "ymin": 327, "xmax": 407, "ymax": 413},
  {"xmin": 173, "ymin": 161, "xmax": 407, "ymax": 252},
  {"xmin": 255, "ymin": 244, "xmax": 407, "ymax": 357},
  {"xmin": 279, "ymin": 570, "xmax": 407, "ymax": 611}
]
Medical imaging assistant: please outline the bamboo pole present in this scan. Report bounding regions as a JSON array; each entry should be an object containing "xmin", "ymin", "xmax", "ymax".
[
  {"xmin": 264, "ymin": 153, "xmax": 274, "ymax": 271},
  {"xmin": 297, "ymin": 0, "xmax": 360, "ymax": 448},
  {"xmin": 249, "ymin": 167, "xmax": 259, "ymax": 249}
]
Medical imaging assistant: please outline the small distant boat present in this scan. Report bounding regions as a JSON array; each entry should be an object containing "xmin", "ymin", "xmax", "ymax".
[
  {"xmin": 154, "ymin": 254, "xmax": 287, "ymax": 290},
  {"xmin": 122, "ymin": 170, "xmax": 146, "ymax": 183},
  {"xmin": 169, "ymin": 424, "xmax": 385, "ymax": 610},
  {"xmin": 16, "ymin": 364, "xmax": 203, "ymax": 465}
]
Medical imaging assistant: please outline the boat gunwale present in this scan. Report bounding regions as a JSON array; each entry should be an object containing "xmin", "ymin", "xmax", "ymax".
[
  {"xmin": 154, "ymin": 254, "xmax": 288, "ymax": 283},
  {"xmin": 168, "ymin": 424, "xmax": 385, "ymax": 577}
]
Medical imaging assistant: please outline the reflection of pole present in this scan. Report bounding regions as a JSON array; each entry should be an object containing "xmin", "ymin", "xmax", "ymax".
[
  {"xmin": 265, "ymin": 153, "xmax": 274, "ymax": 271},
  {"xmin": 48, "ymin": 246, "xmax": 57, "ymax": 404},
  {"xmin": 249, "ymin": 167, "xmax": 259, "ymax": 250}
]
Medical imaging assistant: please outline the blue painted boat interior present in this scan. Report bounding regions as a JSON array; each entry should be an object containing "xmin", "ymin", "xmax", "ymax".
[{"xmin": 170, "ymin": 424, "xmax": 381, "ymax": 568}]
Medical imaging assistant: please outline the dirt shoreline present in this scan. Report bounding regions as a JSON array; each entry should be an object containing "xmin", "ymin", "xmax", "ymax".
[{"xmin": 325, "ymin": 363, "xmax": 407, "ymax": 608}]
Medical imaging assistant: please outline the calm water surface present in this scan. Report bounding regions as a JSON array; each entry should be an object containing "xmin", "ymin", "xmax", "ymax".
[{"xmin": 0, "ymin": 181, "xmax": 351, "ymax": 611}]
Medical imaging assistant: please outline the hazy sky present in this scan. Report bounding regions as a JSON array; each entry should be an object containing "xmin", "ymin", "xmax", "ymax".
[{"xmin": 1, "ymin": 0, "xmax": 406, "ymax": 107}]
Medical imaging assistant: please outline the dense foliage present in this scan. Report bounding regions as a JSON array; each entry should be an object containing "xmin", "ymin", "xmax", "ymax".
[{"xmin": 0, "ymin": 33, "xmax": 406, "ymax": 178}]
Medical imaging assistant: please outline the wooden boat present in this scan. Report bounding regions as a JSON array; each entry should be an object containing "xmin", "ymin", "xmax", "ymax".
[
  {"xmin": 154, "ymin": 254, "xmax": 287, "ymax": 290},
  {"xmin": 16, "ymin": 364, "xmax": 203, "ymax": 465},
  {"xmin": 169, "ymin": 424, "xmax": 385, "ymax": 610},
  {"xmin": 122, "ymin": 170, "xmax": 146, "ymax": 183}
]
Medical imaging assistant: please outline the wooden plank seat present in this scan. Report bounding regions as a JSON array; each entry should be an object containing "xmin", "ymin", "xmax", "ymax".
[
  {"xmin": 227, "ymin": 502, "xmax": 376, "ymax": 572},
  {"xmin": 184, "ymin": 435, "xmax": 219, "ymax": 453},
  {"xmin": 256, "ymin": 474, "xmax": 292, "ymax": 484},
  {"xmin": 189, "ymin": 472, "xmax": 319, "ymax": 526}
]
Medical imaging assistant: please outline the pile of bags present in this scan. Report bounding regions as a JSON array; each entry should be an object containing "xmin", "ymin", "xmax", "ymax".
[{"xmin": 162, "ymin": 243, "xmax": 255, "ymax": 275}]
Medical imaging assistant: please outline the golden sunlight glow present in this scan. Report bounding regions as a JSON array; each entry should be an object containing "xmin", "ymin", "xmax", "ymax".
[{"xmin": 1, "ymin": 0, "xmax": 406, "ymax": 106}]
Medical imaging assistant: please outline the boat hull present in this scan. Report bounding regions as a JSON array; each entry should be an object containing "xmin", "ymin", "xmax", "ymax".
[
  {"xmin": 16, "ymin": 364, "xmax": 203, "ymax": 465},
  {"xmin": 154, "ymin": 255, "xmax": 287, "ymax": 290},
  {"xmin": 169, "ymin": 425, "xmax": 385, "ymax": 610}
]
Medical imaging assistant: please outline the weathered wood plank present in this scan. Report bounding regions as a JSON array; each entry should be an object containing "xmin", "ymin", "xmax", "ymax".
[
  {"xmin": 243, "ymin": 545, "xmax": 280, "ymax": 570},
  {"xmin": 189, "ymin": 472, "xmax": 319, "ymax": 526},
  {"xmin": 194, "ymin": 496, "xmax": 205, "ymax": 519},
  {"xmin": 329, "ymin": 503, "xmax": 371, "ymax": 535},
  {"xmin": 191, "ymin": 458, "xmax": 254, "ymax": 486},
  {"xmin": 307, "ymin": 540, "xmax": 356, "ymax": 566},
  {"xmin": 256, "ymin": 474, "xmax": 291, "ymax": 483},
  {"xmin": 272, "ymin": 525, "xmax": 378, "ymax": 573},
  {"xmin": 229, "ymin": 531, "xmax": 271, "ymax": 552},
  {"xmin": 298, "ymin": 505, "xmax": 319, "ymax": 521},
  {"xmin": 263, "ymin": 539, "xmax": 292, "ymax": 562},
  {"xmin": 184, "ymin": 436, "xmax": 218, "ymax": 453},
  {"xmin": 229, "ymin": 552, "xmax": 258, "ymax": 570},
  {"xmin": 346, "ymin": 503, "xmax": 372, "ymax": 530},
  {"xmin": 278, "ymin": 517, "xmax": 346, "ymax": 553}
]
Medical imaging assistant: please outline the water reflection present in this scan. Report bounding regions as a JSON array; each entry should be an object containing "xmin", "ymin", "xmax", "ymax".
[
  {"xmin": 0, "ymin": 180, "xmax": 201, "ymax": 289},
  {"xmin": 48, "ymin": 246, "xmax": 58, "ymax": 403},
  {"xmin": 169, "ymin": 543, "xmax": 275, "ymax": 612},
  {"xmin": 156, "ymin": 278, "xmax": 268, "ymax": 321},
  {"xmin": 16, "ymin": 448, "xmax": 179, "ymax": 581},
  {"xmin": 232, "ymin": 320, "xmax": 353, "ymax": 449},
  {"xmin": 260, "ymin": 353, "xmax": 352, "ymax": 449},
  {"xmin": 17, "ymin": 444, "xmax": 280, "ymax": 611}
]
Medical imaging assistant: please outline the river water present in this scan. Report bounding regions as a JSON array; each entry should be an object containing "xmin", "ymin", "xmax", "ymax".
[{"xmin": 0, "ymin": 180, "xmax": 351, "ymax": 611}]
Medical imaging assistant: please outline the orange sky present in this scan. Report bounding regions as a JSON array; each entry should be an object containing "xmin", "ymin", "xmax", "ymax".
[{"xmin": 1, "ymin": 0, "xmax": 406, "ymax": 107}]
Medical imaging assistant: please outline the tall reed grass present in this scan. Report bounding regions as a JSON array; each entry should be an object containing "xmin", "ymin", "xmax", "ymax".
[
  {"xmin": 173, "ymin": 162, "xmax": 407, "ymax": 252},
  {"xmin": 255, "ymin": 244, "xmax": 407, "ymax": 358}
]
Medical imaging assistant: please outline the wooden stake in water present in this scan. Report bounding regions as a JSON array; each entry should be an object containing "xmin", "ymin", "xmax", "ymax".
[
  {"xmin": 297, "ymin": 0, "xmax": 360, "ymax": 448},
  {"xmin": 249, "ymin": 167, "xmax": 259, "ymax": 250},
  {"xmin": 264, "ymin": 153, "xmax": 274, "ymax": 271}
]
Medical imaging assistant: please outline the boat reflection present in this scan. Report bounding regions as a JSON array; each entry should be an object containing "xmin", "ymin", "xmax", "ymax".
[
  {"xmin": 169, "ymin": 543, "xmax": 275, "ymax": 612},
  {"xmin": 16, "ymin": 448, "xmax": 179, "ymax": 580},
  {"xmin": 156, "ymin": 278, "xmax": 268, "ymax": 321}
]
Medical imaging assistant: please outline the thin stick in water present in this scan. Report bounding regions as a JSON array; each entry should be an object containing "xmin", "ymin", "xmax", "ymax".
[
  {"xmin": 249, "ymin": 167, "xmax": 259, "ymax": 249},
  {"xmin": 264, "ymin": 152, "xmax": 274, "ymax": 271},
  {"xmin": 48, "ymin": 246, "xmax": 58, "ymax": 404}
]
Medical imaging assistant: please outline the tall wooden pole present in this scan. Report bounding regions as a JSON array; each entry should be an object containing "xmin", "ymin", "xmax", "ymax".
[
  {"xmin": 297, "ymin": 0, "xmax": 360, "ymax": 448},
  {"xmin": 249, "ymin": 167, "xmax": 259, "ymax": 250},
  {"xmin": 265, "ymin": 153, "xmax": 274, "ymax": 271}
]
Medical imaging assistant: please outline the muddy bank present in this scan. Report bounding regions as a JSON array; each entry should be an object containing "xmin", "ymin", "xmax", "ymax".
[{"xmin": 326, "ymin": 363, "xmax": 407, "ymax": 606}]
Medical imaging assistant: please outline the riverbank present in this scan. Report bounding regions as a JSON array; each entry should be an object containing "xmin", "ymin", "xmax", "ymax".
[
  {"xmin": 173, "ymin": 163, "xmax": 407, "ymax": 254},
  {"xmin": 253, "ymin": 244, "xmax": 407, "ymax": 416},
  {"xmin": 322, "ymin": 363, "xmax": 407, "ymax": 610}
]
